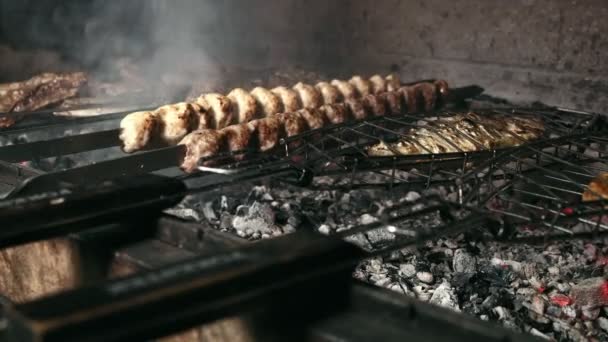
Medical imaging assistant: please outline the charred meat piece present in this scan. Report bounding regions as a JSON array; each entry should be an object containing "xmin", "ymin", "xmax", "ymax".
[
  {"xmin": 380, "ymin": 92, "xmax": 402, "ymax": 115},
  {"xmin": 196, "ymin": 93, "xmax": 232, "ymax": 129},
  {"xmin": 119, "ymin": 111, "xmax": 159, "ymax": 153},
  {"xmin": 293, "ymin": 82, "xmax": 323, "ymax": 109},
  {"xmin": 227, "ymin": 88, "xmax": 257, "ymax": 124},
  {"xmin": 298, "ymin": 108, "xmax": 326, "ymax": 130},
  {"xmin": 349, "ymin": 76, "xmax": 372, "ymax": 97},
  {"xmin": 249, "ymin": 116, "xmax": 282, "ymax": 152},
  {"xmin": 0, "ymin": 72, "xmax": 87, "ymax": 113},
  {"xmin": 179, "ymin": 129, "xmax": 223, "ymax": 173},
  {"xmin": 582, "ymin": 172, "xmax": 608, "ymax": 202},
  {"xmin": 369, "ymin": 75, "xmax": 387, "ymax": 94},
  {"xmin": 271, "ymin": 86, "xmax": 301, "ymax": 112},
  {"xmin": 251, "ymin": 87, "xmax": 282, "ymax": 117},
  {"xmin": 414, "ymin": 83, "xmax": 437, "ymax": 112},
  {"xmin": 367, "ymin": 112, "xmax": 545, "ymax": 156},
  {"xmin": 277, "ymin": 111, "xmax": 308, "ymax": 138},
  {"xmin": 345, "ymin": 98, "xmax": 368, "ymax": 120},
  {"xmin": 155, "ymin": 102, "xmax": 200, "ymax": 145},
  {"xmin": 320, "ymin": 104, "xmax": 349, "ymax": 124},
  {"xmin": 330, "ymin": 79, "xmax": 358, "ymax": 99},
  {"xmin": 220, "ymin": 123, "xmax": 253, "ymax": 160},
  {"xmin": 315, "ymin": 82, "xmax": 342, "ymax": 104},
  {"xmin": 398, "ymin": 86, "xmax": 418, "ymax": 113},
  {"xmin": 362, "ymin": 94, "xmax": 387, "ymax": 116}
]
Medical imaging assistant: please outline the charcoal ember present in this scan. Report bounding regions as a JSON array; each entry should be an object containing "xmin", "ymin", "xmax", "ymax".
[
  {"xmin": 529, "ymin": 295, "xmax": 545, "ymax": 315},
  {"xmin": 581, "ymin": 305, "xmax": 600, "ymax": 321},
  {"xmin": 598, "ymin": 317, "xmax": 608, "ymax": 333},
  {"xmin": 164, "ymin": 208, "xmax": 201, "ymax": 222},
  {"xmin": 399, "ymin": 263, "xmax": 417, "ymax": 278},
  {"xmin": 430, "ymin": 281, "xmax": 460, "ymax": 311},
  {"xmin": 452, "ymin": 249, "xmax": 477, "ymax": 274},
  {"xmin": 388, "ymin": 282, "xmax": 412, "ymax": 296},
  {"xmin": 345, "ymin": 234, "xmax": 373, "ymax": 251},
  {"xmin": 416, "ymin": 271, "xmax": 434, "ymax": 284},
  {"xmin": 231, "ymin": 201, "xmax": 280, "ymax": 237},
  {"xmin": 570, "ymin": 277, "xmax": 608, "ymax": 308}
]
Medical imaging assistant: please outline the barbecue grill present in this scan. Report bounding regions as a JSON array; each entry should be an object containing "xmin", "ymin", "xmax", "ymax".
[{"xmin": 0, "ymin": 91, "xmax": 606, "ymax": 340}]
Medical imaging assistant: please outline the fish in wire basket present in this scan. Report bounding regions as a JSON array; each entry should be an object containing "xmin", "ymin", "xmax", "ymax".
[{"xmin": 366, "ymin": 112, "xmax": 545, "ymax": 156}]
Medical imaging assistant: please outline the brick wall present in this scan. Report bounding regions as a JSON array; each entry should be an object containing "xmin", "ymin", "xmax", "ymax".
[{"xmin": 331, "ymin": 0, "xmax": 608, "ymax": 112}]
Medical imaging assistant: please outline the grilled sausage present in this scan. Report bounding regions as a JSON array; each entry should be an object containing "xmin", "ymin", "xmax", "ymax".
[
  {"xmin": 379, "ymin": 92, "xmax": 402, "ymax": 115},
  {"xmin": 119, "ymin": 111, "xmax": 158, "ymax": 153},
  {"xmin": 349, "ymin": 76, "xmax": 372, "ymax": 97},
  {"xmin": 248, "ymin": 116, "xmax": 282, "ymax": 152},
  {"xmin": 369, "ymin": 75, "xmax": 387, "ymax": 94},
  {"xmin": 344, "ymin": 98, "xmax": 367, "ymax": 120},
  {"xmin": 196, "ymin": 93, "xmax": 232, "ymax": 129},
  {"xmin": 362, "ymin": 94, "xmax": 387, "ymax": 116},
  {"xmin": 330, "ymin": 79, "xmax": 358, "ymax": 99},
  {"xmin": 320, "ymin": 103, "xmax": 349, "ymax": 124},
  {"xmin": 155, "ymin": 102, "xmax": 200, "ymax": 145},
  {"xmin": 298, "ymin": 108, "xmax": 326, "ymax": 130},
  {"xmin": 179, "ymin": 129, "xmax": 223, "ymax": 173},
  {"xmin": 315, "ymin": 82, "xmax": 342, "ymax": 104},
  {"xmin": 251, "ymin": 87, "xmax": 282, "ymax": 117},
  {"xmin": 293, "ymin": 82, "xmax": 323, "ymax": 109},
  {"xmin": 271, "ymin": 86, "xmax": 301, "ymax": 112},
  {"xmin": 220, "ymin": 123, "xmax": 253, "ymax": 160},
  {"xmin": 385, "ymin": 74, "xmax": 401, "ymax": 92},
  {"xmin": 227, "ymin": 88, "xmax": 257, "ymax": 124}
]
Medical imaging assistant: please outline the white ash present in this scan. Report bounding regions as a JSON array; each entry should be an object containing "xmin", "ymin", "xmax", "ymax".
[{"xmin": 165, "ymin": 170, "xmax": 608, "ymax": 340}]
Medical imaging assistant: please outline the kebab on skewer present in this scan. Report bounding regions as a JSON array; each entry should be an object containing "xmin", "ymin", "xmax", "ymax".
[{"xmin": 119, "ymin": 74, "xmax": 445, "ymax": 153}]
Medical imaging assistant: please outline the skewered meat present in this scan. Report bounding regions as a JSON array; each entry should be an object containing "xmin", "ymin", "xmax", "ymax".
[
  {"xmin": 369, "ymin": 75, "xmax": 387, "ymax": 94},
  {"xmin": 345, "ymin": 98, "xmax": 367, "ymax": 120},
  {"xmin": 434, "ymin": 80, "xmax": 449, "ymax": 99},
  {"xmin": 250, "ymin": 87, "xmax": 282, "ymax": 117},
  {"xmin": 196, "ymin": 93, "xmax": 232, "ymax": 129},
  {"xmin": 367, "ymin": 112, "xmax": 545, "ymax": 156},
  {"xmin": 155, "ymin": 102, "xmax": 200, "ymax": 145},
  {"xmin": 249, "ymin": 116, "xmax": 282, "ymax": 152},
  {"xmin": 120, "ymin": 78, "xmax": 450, "ymax": 153},
  {"xmin": 227, "ymin": 88, "xmax": 257, "ymax": 125},
  {"xmin": 362, "ymin": 94, "xmax": 387, "ymax": 116},
  {"xmin": 119, "ymin": 111, "xmax": 158, "ymax": 153},
  {"xmin": 582, "ymin": 172, "xmax": 608, "ymax": 202},
  {"xmin": 386, "ymin": 74, "xmax": 401, "ymax": 92},
  {"xmin": 349, "ymin": 76, "xmax": 372, "ymax": 97},
  {"xmin": 220, "ymin": 123, "xmax": 253, "ymax": 160},
  {"xmin": 293, "ymin": 82, "xmax": 323, "ymax": 109},
  {"xmin": 298, "ymin": 108, "xmax": 326, "ymax": 130},
  {"xmin": 315, "ymin": 82, "xmax": 342, "ymax": 104},
  {"xmin": 320, "ymin": 104, "xmax": 349, "ymax": 124},
  {"xmin": 271, "ymin": 86, "xmax": 300, "ymax": 112},
  {"xmin": 330, "ymin": 80, "xmax": 357, "ymax": 99},
  {"xmin": 277, "ymin": 111, "xmax": 308, "ymax": 138},
  {"xmin": 179, "ymin": 129, "xmax": 223, "ymax": 173}
]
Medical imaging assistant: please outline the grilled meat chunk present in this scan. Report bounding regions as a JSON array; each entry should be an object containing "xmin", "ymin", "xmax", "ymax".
[
  {"xmin": 0, "ymin": 72, "xmax": 87, "ymax": 113},
  {"xmin": 582, "ymin": 172, "xmax": 608, "ymax": 202},
  {"xmin": 196, "ymin": 93, "xmax": 232, "ymax": 129},
  {"xmin": 345, "ymin": 98, "xmax": 367, "ymax": 120},
  {"xmin": 220, "ymin": 123, "xmax": 253, "ymax": 160},
  {"xmin": 398, "ymin": 86, "xmax": 418, "ymax": 113},
  {"xmin": 380, "ymin": 92, "xmax": 402, "ymax": 115},
  {"xmin": 155, "ymin": 102, "xmax": 200, "ymax": 145},
  {"xmin": 367, "ymin": 112, "xmax": 545, "ymax": 156},
  {"xmin": 271, "ymin": 86, "xmax": 300, "ymax": 112},
  {"xmin": 330, "ymin": 80, "xmax": 358, "ymax": 99},
  {"xmin": 293, "ymin": 82, "xmax": 323, "ymax": 109},
  {"xmin": 349, "ymin": 76, "xmax": 372, "ymax": 97},
  {"xmin": 227, "ymin": 88, "xmax": 257, "ymax": 124},
  {"xmin": 251, "ymin": 87, "xmax": 282, "ymax": 117},
  {"xmin": 320, "ymin": 104, "xmax": 349, "ymax": 124},
  {"xmin": 414, "ymin": 83, "xmax": 437, "ymax": 112},
  {"xmin": 369, "ymin": 75, "xmax": 387, "ymax": 94},
  {"xmin": 315, "ymin": 82, "xmax": 342, "ymax": 104},
  {"xmin": 385, "ymin": 74, "xmax": 401, "ymax": 92},
  {"xmin": 362, "ymin": 94, "xmax": 387, "ymax": 116},
  {"xmin": 179, "ymin": 129, "xmax": 223, "ymax": 173},
  {"xmin": 277, "ymin": 111, "xmax": 308, "ymax": 138},
  {"xmin": 119, "ymin": 111, "xmax": 158, "ymax": 153},
  {"xmin": 249, "ymin": 116, "xmax": 282, "ymax": 152},
  {"xmin": 298, "ymin": 108, "xmax": 326, "ymax": 130}
]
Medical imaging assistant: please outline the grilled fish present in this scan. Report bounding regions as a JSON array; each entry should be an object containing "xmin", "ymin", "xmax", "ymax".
[{"xmin": 367, "ymin": 112, "xmax": 545, "ymax": 156}]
